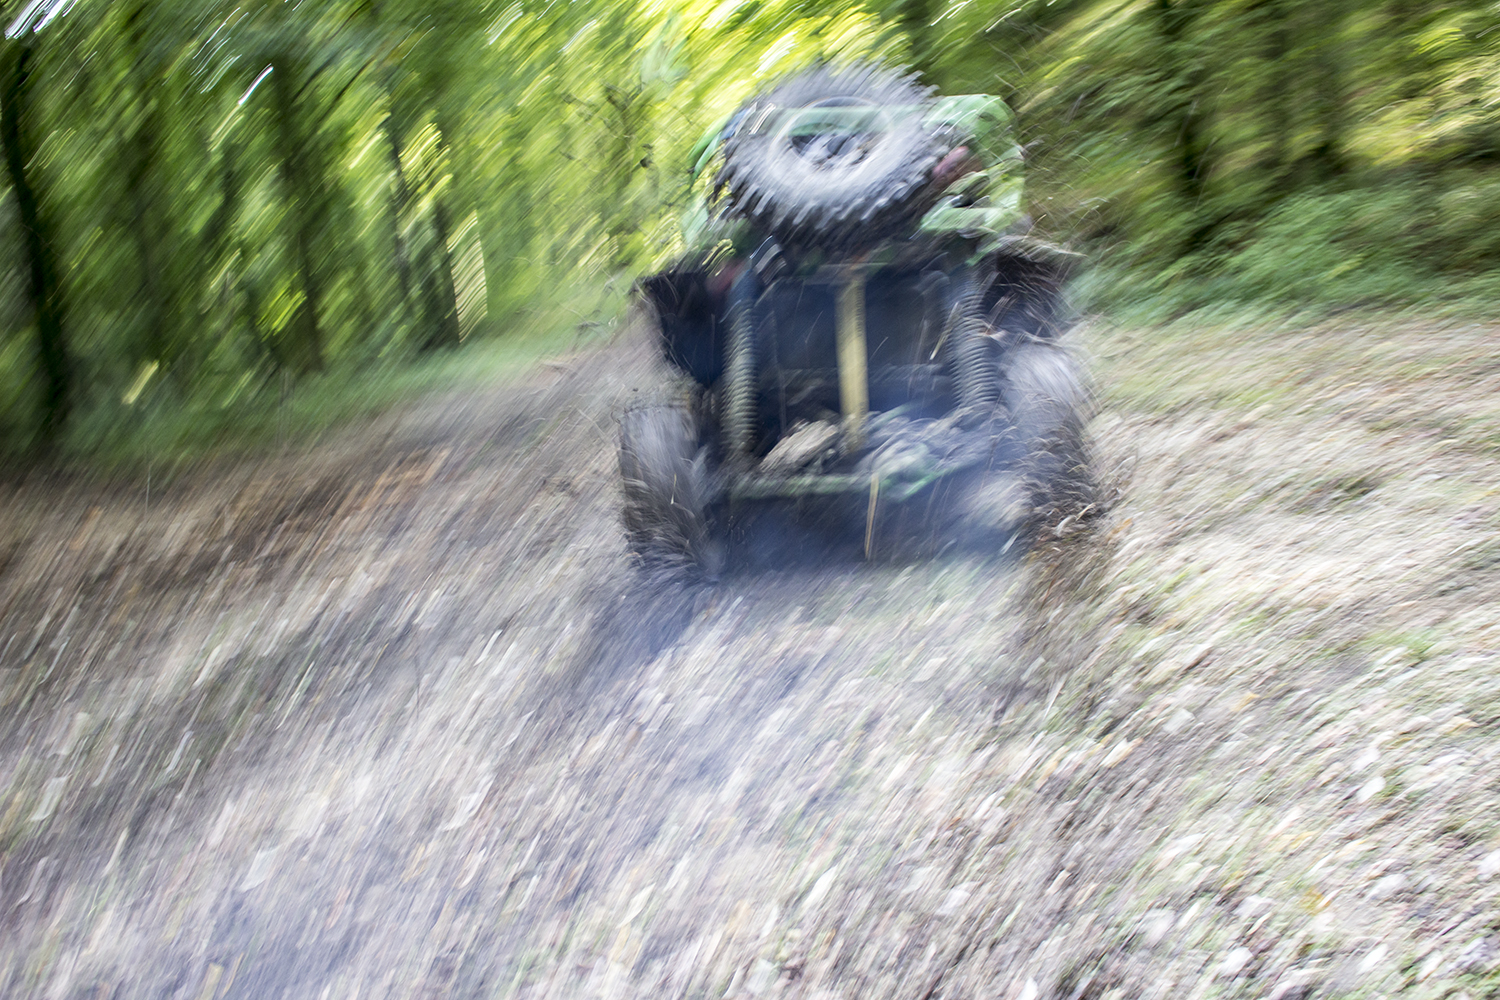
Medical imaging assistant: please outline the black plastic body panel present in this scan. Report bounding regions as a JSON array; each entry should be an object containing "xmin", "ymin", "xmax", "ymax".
[
  {"xmin": 637, "ymin": 270, "xmax": 725, "ymax": 385},
  {"xmin": 635, "ymin": 247, "xmax": 1068, "ymax": 447}
]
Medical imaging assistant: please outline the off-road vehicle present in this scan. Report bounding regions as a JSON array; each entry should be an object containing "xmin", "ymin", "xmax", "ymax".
[{"xmin": 621, "ymin": 64, "xmax": 1091, "ymax": 577}]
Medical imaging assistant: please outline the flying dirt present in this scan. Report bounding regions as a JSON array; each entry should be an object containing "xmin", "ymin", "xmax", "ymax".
[{"xmin": 3, "ymin": 313, "xmax": 1500, "ymax": 1000}]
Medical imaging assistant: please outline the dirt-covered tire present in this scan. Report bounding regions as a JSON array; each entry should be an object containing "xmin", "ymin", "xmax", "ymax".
[
  {"xmin": 1002, "ymin": 342, "xmax": 1096, "ymax": 525},
  {"xmin": 619, "ymin": 405, "xmax": 725, "ymax": 579},
  {"xmin": 717, "ymin": 65, "xmax": 950, "ymax": 251}
]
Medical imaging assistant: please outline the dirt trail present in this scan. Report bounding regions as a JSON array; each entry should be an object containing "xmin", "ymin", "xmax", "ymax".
[{"xmin": 3, "ymin": 317, "xmax": 1500, "ymax": 1000}]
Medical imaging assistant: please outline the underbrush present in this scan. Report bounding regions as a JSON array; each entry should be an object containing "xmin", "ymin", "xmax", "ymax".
[{"xmin": 1079, "ymin": 175, "xmax": 1500, "ymax": 322}]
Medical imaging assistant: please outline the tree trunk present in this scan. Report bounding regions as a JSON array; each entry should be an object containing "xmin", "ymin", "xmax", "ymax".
[
  {"xmin": 206, "ymin": 135, "xmax": 270, "ymax": 364},
  {"xmin": 1386, "ymin": 0, "xmax": 1423, "ymax": 101},
  {"xmin": 420, "ymin": 192, "xmax": 462, "ymax": 350},
  {"xmin": 602, "ymin": 83, "xmax": 647, "ymax": 271},
  {"xmin": 891, "ymin": 0, "xmax": 940, "ymax": 84},
  {"xmin": 435, "ymin": 103, "xmax": 491, "ymax": 339},
  {"xmin": 367, "ymin": 0, "xmax": 417, "ymax": 331},
  {"xmin": 1152, "ymin": 0, "xmax": 1215, "ymax": 249},
  {"xmin": 1256, "ymin": 0, "xmax": 1292, "ymax": 190},
  {"xmin": 1305, "ymin": 1, "xmax": 1348, "ymax": 182},
  {"xmin": 408, "ymin": 112, "xmax": 463, "ymax": 351},
  {"xmin": 124, "ymin": 1, "xmax": 175, "ymax": 373},
  {"xmin": 383, "ymin": 111, "xmax": 417, "ymax": 320},
  {"xmin": 1153, "ymin": 0, "xmax": 1208, "ymax": 206},
  {"xmin": 1, "ymin": 38, "xmax": 70, "ymax": 442},
  {"xmin": 269, "ymin": 55, "xmax": 327, "ymax": 374},
  {"xmin": 486, "ymin": 138, "xmax": 534, "ymax": 322}
]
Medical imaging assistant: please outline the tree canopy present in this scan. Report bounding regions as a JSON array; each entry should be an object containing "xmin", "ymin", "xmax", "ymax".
[{"xmin": 1, "ymin": 0, "xmax": 1496, "ymax": 455}]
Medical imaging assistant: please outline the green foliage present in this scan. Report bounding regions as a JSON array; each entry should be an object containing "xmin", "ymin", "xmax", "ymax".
[
  {"xmin": 2, "ymin": 0, "xmax": 1500, "ymax": 464},
  {"xmin": 1089, "ymin": 176, "xmax": 1500, "ymax": 316},
  {"xmin": 890, "ymin": 0, "xmax": 1500, "ymax": 315},
  {"xmin": 0, "ymin": 0, "xmax": 894, "ymax": 462},
  {"xmin": 1052, "ymin": 1, "xmax": 1498, "ymax": 313}
]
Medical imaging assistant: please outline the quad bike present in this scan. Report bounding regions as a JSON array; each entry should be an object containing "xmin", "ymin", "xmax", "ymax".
[{"xmin": 620, "ymin": 65, "xmax": 1093, "ymax": 578}]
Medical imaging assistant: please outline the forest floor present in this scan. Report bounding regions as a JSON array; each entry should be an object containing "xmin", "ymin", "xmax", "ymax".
[{"xmin": 1, "ymin": 312, "xmax": 1498, "ymax": 1000}]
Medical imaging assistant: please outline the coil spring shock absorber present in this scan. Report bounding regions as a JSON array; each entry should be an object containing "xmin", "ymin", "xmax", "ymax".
[
  {"xmin": 723, "ymin": 265, "xmax": 760, "ymax": 462},
  {"xmin": 946, "ymin": 275, "xmax": 999, "ymax": 413}
]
